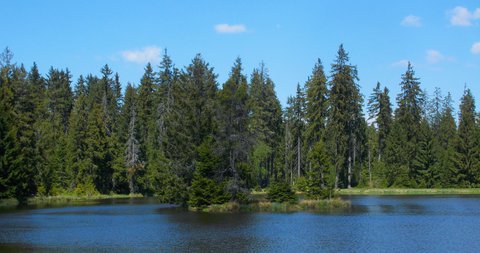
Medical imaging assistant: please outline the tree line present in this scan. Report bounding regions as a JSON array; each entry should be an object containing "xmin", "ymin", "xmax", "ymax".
[{"xmin": 1, "ymin": 45, "xmax": 479, "ymax": 205}]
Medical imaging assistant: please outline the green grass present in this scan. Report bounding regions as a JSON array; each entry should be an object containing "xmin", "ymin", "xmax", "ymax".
[{"xmin": 338, "ymin": 188, "xmax": 480, "ymax": 195}]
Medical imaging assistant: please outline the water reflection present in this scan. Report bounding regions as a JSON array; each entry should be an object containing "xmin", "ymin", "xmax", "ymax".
[{"xmin": 1, "ymin": 196, "xmax": 480, "ymax": 252}]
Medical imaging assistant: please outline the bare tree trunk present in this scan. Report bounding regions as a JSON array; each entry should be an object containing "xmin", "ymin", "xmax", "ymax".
[
  {"xmin": 129, "ymin": 176, "xmax": 135, "ymax": 194},
  {"xmin": 334, "ymin": 142, "xmax": 339, "ymax": 189},
  {"xmin": 297, "ymin": 136, "xmax": 301, "ymax": 178},
  {"xmin": 347, "ymin": 154, "xmax": 352, "ymax": 189},
  {"xmin": 368, "ymin": 147, "xmax": 372, "ymax": 186},
  {"xmin": 335, "ymin": 168, "xmax": 339, "ymax": 189}
]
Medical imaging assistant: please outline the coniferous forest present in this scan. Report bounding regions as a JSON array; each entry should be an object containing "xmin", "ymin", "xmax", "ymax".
[{"xmin": 1, "ymin": 45, "xmax": 479, "ymax": 205}]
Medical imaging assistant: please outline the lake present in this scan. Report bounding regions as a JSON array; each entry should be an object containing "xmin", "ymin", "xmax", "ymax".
[{"xmin": 1, "ymin": 195, "xmax": 480, "ymax": 252}]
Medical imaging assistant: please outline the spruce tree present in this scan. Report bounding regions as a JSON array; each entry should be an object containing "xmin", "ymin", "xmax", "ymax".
[
  {"xmin": 455, "ymin": 88, "xmax": 479, "ymax": 186},
  {"xmin": 216, "ymin": 57, "xmax": 251, "ymax": 200},
  {"xmin": 305, "ymin": 59, "xmax": 328, "ymax": 147},
  {"xmin": 65, "ymin": 76, "xmax": 90, "ymax": 191},
  {"xmin": 368, "ymin": 82, "xmax": 392, "ymax": 161},
  {"xmin": 394, "ymin": 62, "xmax": 424, "ymax": 183},
  {"xmin": 326, "ymin": 44, "xmax": 363, "ymax": 188},
  {"xmin": 249, "ymin": 63, "xmax": 282, "ymax": 186}
]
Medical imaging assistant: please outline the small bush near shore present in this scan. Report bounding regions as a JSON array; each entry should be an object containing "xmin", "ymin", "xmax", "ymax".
[
  {"xmin": 194, "ymin": 198, "xmax": 350, "ymax": 213},
  {"xmin": 267, "ymin": 181, "xmax": 297, "ymax": 203}
]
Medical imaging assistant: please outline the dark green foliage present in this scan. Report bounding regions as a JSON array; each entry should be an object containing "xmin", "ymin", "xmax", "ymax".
[
  {"xmin": 435, "ymin": 93, "xmax": 457, "ymax": 187},
  {"xmin": 412, "ymin": 119, "xmax": 437, "ymax": 187},
  {"xmin": 305, "ymin": 59, "xmax": 328, "ymax": 146},
  {"xmin": 248, "ymin": 63, "xmax": 283, "ymax": 186},
  {"xmin": 326, "ymin": 44, "xmax": 364, "ymax": 189},
  {"xmin": 2, "ymin": 46, "xmax": 480, "ymax": 204},
  {"xmin": 392, "ymin": 62, "xmax": 424, "ymax": 180},
  {"xmin": 267, "ymin": 181, "xmax": 297, "ymax": 203},
  {"xmin": 454, "ymin": 89, "xmax": 480, "ymax": 186},
  {"xmin": 368, "ymin": 82, "xmax": 392, "ymax": 161},
  {"xmin": 216, "ymin": 58, "xmax": 251, "ymax": 199},
  {"xmin": 188, "ymin": 137, "xmax": 229, "ymax": 207}
]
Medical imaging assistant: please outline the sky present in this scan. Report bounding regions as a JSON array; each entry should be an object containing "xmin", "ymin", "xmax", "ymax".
[{"xmin": 2, "ymin": 0, "xmax": 480, "ymax": 113}]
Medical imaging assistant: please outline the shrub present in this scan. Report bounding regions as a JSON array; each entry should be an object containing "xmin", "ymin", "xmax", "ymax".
[
  {"xmin": 73, "ymin": 180, "xmax": 100, "ymax": 197},
  {"xmin": 294, "ymin": 176, "xmax": 308, "ymax": 192},
  {"xmin": 267, "ymin": 181, "xmax": 297, "ymax": 203},
  {"xmin": 188, "ymin": 173, "xmax": 230, "ymax": 208}
]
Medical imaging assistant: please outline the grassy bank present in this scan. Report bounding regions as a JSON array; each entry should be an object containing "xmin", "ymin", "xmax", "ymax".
[
  {"xmin": 0, "ymin": 193, "xmax": 143, "ymax": 207},
  {"xmin": 338, "ymin": 188, "xmax": 480, "ymax": 195},
  {"xmin": 192, "ymin": 198, "xmax": 351, "ymax": 213}
]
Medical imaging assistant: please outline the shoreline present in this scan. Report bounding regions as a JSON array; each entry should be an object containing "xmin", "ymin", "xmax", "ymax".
[
  {"xmin": 3, "ymin": 188, "xmax": 480, "ymax": 208},
  {"xmin": 338, "ymin": 188, "xmax": 480, "ymax": 195},
  {"xmin": 0, "ymin": 194, "xmax": 143, "ymax": 207}
]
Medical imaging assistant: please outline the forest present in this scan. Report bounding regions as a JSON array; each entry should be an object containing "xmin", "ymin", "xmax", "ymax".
[{"xmin": 1, "ymin": 45, "xmax": 479, "ymax": 206}]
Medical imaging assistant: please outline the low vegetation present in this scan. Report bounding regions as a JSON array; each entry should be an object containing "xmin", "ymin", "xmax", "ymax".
[
  {"xmin": 0, "ymin": 193, "xmax": 143, "ymax": 207},
  {"xmin": 338, "ymin": 188, "xmax": 480, "ymax": 195}
]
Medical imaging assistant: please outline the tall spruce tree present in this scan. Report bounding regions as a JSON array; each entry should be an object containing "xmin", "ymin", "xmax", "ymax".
[
  {"xmin": 326, "ymin": 44, "xmax": 363, "ymax": 188},
  {"xmin": 216, "ymin": 58, "xmax": 251, "ymax": 199},
  {"xmin": 65, "ymin": 76, "xmax": 90, "ymax": 191},
  {"xmin": 290, "ymin": 84, "xmax": 306, "ymax": 179},
  {"xmin": 305, "ymin": 59, "xmax": 328, "ymax": 147},
  {"xmin": 393, "ymin": 62, "xmax": 424, "ymax": 184},
  {"xmin": 368, "ymin": 82, "xmax": 392, "ymax": 161},
  {"xmin": 249, "ymin": 63, "xmax": 282, "ymax": 186},
  {"xmin": 435, "ymin": 93, "xmax": 457, "ymax": 186},
  {"xmin": 455, "ymin": 88, "xmax": 479, "ymax": 186}
]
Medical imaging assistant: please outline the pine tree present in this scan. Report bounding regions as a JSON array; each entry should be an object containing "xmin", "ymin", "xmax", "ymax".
[
  {"xmin": 183, "ymin": 54, "xmax": 218, "ymax": 147},
  {"xmin": 305, "ymin": 59, "xmax": 328, "ymax": 147},
  {"xmin": 455, "ymin": 88, "xmax": 479, "ymax": 186},
  {"xmin": 249, "ymin": 63, "xmax": 282, "ymax": 186},
  {"xmin": 394, "ymin": 62, "xmax": 424, "ymax": 183},
  {"xmin": 306, "ymin": 139, "xmax": 335, "ymax": 199},
  {"xmin": 368, "ymin": 82, "xmax": 392, "ymax": 161},
  {"xmin": 0, "ymin": 59, "xmax": 31, "ymax": 199},
  {"xmin": 412, "ymin": 119, "xmax": 437, "ymax": 187},
  {"xmin": 326, "ymin": 44, "xmax": 363, "ymax": 188},
  {"xmin": 430, "ymin": 92, "xmax": 457, "ymax": 187},
  {"xmin": 135, "ymin": 63, "xmax": 161, "ymax": 194},
  {"xmin": 216, "ymin": 58, "xmax": 251, "ymax": 200},
  {"xmin": 188, "ymin": 136, "xmax": 229, "ymax": 208},
  {"xmin": 46, "ymin": 68, "xmax": 73, "ymax": 133},
  {"xmin": 123, "ymin": 84, "xmax": 141, "ymax": 194},
  {"xmin": 65, "ymin": 76, "xmax": 91, "ymax": 192},
  {"xmin": 291, "ymin": 84, "xmax": 306, "ymax": 178}
]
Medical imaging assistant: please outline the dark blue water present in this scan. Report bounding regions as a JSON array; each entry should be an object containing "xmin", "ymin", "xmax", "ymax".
[{"xmin": 1, "ymin": 196, "xmax": 480, "ymax": 252}]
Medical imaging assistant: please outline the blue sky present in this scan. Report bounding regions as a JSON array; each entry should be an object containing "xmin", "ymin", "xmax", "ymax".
[{"xmin": 2, "ymin": 1, "xmax": 480, "ymax": 112}]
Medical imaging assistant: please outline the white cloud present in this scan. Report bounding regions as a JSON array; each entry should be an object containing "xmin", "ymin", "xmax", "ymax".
[
  {"xmin": 214, "ymin": 24, "xmax": 247, "ymax": 34},
  {"xmin": 401, "ymin": 15, "xmax": 422, "ymax": 27},
  {"xmin": 426, "ymin": 49, "xmax": 454, "ymax": 64},
  {"xmin": 121, "ymin": 46, "xmax": 161, "ymax": 64},
  {"xmin": 449, "ymin": 6, "xmax": 480, "ymax": 26},
  {"xmin": 472, "ymin": 42, "xmax": 480, "ymax": 54},
  {"xmin": 391, "ymin": 59, "xmax": 410, "ymax": 68}
]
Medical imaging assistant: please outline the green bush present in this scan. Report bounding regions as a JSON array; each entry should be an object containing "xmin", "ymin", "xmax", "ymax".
[
  {"xmin": 294, "ymin": 176, "xmax": 308, "ymax": 192},
  {"xmin": 305, "ymin": 172, "xmax": 334, "ymax": 200},
  {"xmin": 267, "ymin": 181, "xmax": 297, "ymax": 203},
  {"xmin": 73, "ymin": 180, "xmax": 100, "ymax": 197},
  {"xmin": 187, "ymin": 173, "xmax": 230, "ymax": 208}
]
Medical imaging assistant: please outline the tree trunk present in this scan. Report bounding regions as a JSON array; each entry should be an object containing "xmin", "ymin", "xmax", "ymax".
[
  {"xmin": 297, "ymin": 136, "xmax": 301, "ymax": 178},
  {"xmin": 128, "ymin": 172, "xmax": 135, "ymax": 195},
  {"xmin": 347, "ymin": 154, "xmax": 352, "ymax": 189},
  {"xmin": 368, "ymin": 147, "xmax": 372, "ymax": 185}
]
